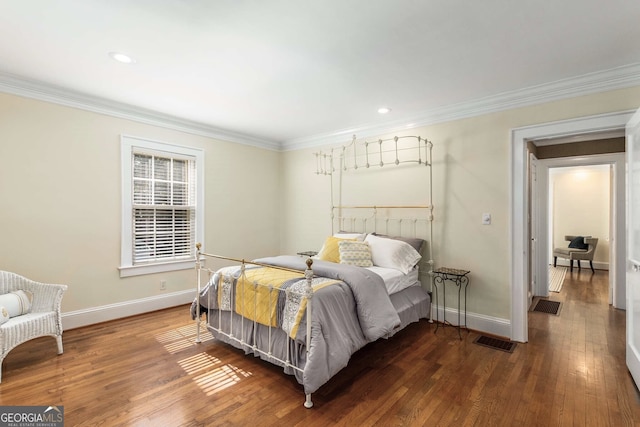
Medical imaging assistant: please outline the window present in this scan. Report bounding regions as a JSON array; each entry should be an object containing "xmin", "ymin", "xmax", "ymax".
[{"xmin": 120, "ymin": 135, "xmax": 204, "ymax": 277}]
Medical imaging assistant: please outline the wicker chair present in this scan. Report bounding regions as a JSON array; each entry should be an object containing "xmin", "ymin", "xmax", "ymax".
[{"xmin": 0, "ymin": 271, "xmax": 67, "ymax": 382}]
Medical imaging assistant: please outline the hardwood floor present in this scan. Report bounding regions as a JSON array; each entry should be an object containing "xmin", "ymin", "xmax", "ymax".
[{"xmin": 1, "ymin": 270, "xmax": 639, "ymax": 426}]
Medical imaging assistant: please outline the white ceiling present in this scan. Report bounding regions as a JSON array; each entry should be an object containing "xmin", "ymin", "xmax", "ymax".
[{"xmin": 1, "ymin": 0, "xmax": 639, "ymax": 150}]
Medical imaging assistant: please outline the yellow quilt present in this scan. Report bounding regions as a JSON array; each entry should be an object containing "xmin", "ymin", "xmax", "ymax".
[{"xmin": 234, "ymin": 268, "xmax": 303, "ymax": 327}]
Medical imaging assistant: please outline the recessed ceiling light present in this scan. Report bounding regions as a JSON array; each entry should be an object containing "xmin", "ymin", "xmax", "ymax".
[
  {"xmin": 378, "ymin": 107, "xmax": 391, "ymax": 114},
  {"xmin": 108, "ymin": 52, "xmax": 135, "ymax": 64}
]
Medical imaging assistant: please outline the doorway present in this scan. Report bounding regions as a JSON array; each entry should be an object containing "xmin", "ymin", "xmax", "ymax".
[
  {"xmin": 537, "ymin": 159, "xmax": 617, "ymax": 304},
  {"xmin": 510, "ymin": 110, "xmax": 632, "ymax": 342}
]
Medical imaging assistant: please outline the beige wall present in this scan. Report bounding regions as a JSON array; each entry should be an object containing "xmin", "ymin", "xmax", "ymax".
[
  {"xmin": 551, "ymin": 166, "xmax": 610, "ymax": 265},
  {"xmin": 2, "ymin": 84, "xmax": 640, "ymax": 328},
  {"xmin": 0, "ymin": 93, "xmax": 281, "ymax": 314},
  {"xmin": 281, "ymin": 86, "xmax": 640, "ymax": 321}
]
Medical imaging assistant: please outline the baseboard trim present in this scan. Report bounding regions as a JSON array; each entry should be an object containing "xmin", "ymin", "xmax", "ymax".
[
  {"xmin": 62, "ymin": 289, "xmax": 195, "ymax": 330},
  {"xmin": 431, "ymin": 305, "xmax": 511, "ymax": 339},
  {"xmin": 62, "ymin": 290, "xmax": 511, "ymax": 339}
]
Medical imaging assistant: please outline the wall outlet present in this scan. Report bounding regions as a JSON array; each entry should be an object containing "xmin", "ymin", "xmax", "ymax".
[{"xmin": 160, "ymin": 280, "xmax": 167, "ymax": 290}]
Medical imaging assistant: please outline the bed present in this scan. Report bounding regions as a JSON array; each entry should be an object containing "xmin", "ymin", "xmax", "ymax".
[{"xmin": 192, "ymin": 135, "xmax": 434, "ymax": 408}]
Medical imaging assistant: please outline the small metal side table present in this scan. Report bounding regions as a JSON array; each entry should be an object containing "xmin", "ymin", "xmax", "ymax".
[
  {"xmin": 432, "ymin": 267, "xmax": 470, "ymax": 339},
  {"xmin": 296, "ymin": 251, "xmax": 318, "ymax": 258}
]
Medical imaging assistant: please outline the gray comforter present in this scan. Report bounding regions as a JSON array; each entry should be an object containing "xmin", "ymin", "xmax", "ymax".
[{"xmin": 193, "ymin": 255, "xmax": 401, "ymax": 394}]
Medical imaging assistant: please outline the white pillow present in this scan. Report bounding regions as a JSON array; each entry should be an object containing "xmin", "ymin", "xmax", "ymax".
[
  {"xmin": 0, "ymin": 290, "xmax": 33, "ymax": 318},
  {"xmin": 0, "ymin": 307, "xmax": 9, "ymax": 325},
  {"xmin": 364, "ymin": 234, "xmax": 422, "ymax": 274},
  {"xmin": 339, "ymin": 240, "xmax": 373, "ymax": 267}
]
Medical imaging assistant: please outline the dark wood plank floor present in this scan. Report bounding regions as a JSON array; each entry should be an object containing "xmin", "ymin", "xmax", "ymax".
[{"xmin": 1, "ymin": 269, "xmax": 639, "ymax": 426}]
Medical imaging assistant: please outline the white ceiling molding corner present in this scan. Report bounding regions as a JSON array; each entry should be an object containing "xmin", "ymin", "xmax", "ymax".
[
  {"xmin": 0, "ymin": 71, "xmax": 281, "ymax": 151},
  {"xmin": 2, "ymin": 62, "xmax": 640, "ymax": 153},
  {"xmin": 282, "ymin": 63, "xmax": 640, "ymax": 151}
]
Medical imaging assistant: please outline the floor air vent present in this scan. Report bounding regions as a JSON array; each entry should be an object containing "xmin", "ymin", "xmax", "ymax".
[
  {"xmin": 532, "ymin": 299, "xmax": 562, "ymax": 315},
  {"xmin": 473, "ymin": 335, "xmax": 517, "ymax": 353}
]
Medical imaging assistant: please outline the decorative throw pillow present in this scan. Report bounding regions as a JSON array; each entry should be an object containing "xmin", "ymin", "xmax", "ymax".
[
  {"xmin": 339, "ymin": 240, "xmax": 373, "ymax": 267},
  {"xmin": 0, "ymin": 290, "xmax": 33, "ymax": 318},
  {"xmin": 568, "ymin": 236, "xmax": 588, "ymax": 250},
  {"xmin": 317, "ymin": 236, "xmax": 355, "ymax": 263},
  {"xmin": 365, "ymin": 233, "xmax": 422, "ymax": 274},
  {"xmin": 0, "ymin": 307, "xmax": 9, "ymax": 325}
]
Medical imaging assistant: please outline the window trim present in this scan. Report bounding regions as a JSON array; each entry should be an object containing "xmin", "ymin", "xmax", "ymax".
[{"xmin": 119, "ymin": 135, "xmax": 204, "ymax": 277}]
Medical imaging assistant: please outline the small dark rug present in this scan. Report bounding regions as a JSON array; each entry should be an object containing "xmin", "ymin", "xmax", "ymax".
[
  {"xmin": 532, "ymin": 299, "xmax": 562, "ymax": 315},
  {"xmin": 473, "ymin": 335, "xmax": 517, "ymax": 353}
]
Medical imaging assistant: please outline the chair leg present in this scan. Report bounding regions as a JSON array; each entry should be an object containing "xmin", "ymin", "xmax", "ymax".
[
  {"xmin": 554, "ymin": 256, "xmax": 557, "ymax": 267},
  {"xmin": 577, "ymin": 260, "xmax": 581, "ymax": 270},
  {"xmin": 0, "ymin": 355, "xmax": 4, "ymax": 383},
  {"xmin": 56, "ymin": 335, "xmax": 64, "ymax": 355},
  {"xmin": 590, "ymin": 260, "xmax": 594, "ymax": 273}
]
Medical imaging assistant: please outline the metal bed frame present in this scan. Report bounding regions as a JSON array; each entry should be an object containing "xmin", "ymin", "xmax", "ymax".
[
  {"xmin": 194, "ymin": 243, "xmax": 317, "ymax": 408},
  {"xmin": 194, "ymin": 134, "xmax": 434, "ymax": 408}
]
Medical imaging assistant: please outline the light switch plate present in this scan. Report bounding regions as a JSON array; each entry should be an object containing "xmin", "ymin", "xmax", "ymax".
[{"xmin": 482, "ymin": 213, "xmax": 491, "ymax": 225}]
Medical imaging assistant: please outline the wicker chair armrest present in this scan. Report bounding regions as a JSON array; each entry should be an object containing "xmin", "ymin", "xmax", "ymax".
[
  {"xmin": 0, "ymin": 272, "xmax": 67, "ymax": 313},
  {"xmin": 28, "ymin": 282, "xmax": 67, "ymax": 313}
]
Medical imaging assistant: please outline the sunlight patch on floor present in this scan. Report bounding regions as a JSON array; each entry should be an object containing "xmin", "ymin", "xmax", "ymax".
[
  {"xmin": 159, "ymin": 322, "xmax": 254, "ymax": 396},
  {"xmin": 155, "ymin": 322, "xmax": 213, "ymax": 354},
  {"xmin": 155, "ymin": 320, "xmax": 254, "ymax": 396},
  {"xmin": 193, "ymin": 364, "xmax": 253, "ymax": 396},
  {"xmin": 178, "ymin": 353, "xmax": 221, "ymax": 374}
]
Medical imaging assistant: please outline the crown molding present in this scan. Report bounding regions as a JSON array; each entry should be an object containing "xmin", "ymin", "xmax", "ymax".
[
  {"xmin": 0, "ymin": 71, "xmax": 281, "ymax": 151},
  {"xmin": 281, "ymin": 62, "xmax": 640, "ymax": 151},
  {"xmin": 2, "ymin": 63, "xmax": 639, "ymax": 153}
]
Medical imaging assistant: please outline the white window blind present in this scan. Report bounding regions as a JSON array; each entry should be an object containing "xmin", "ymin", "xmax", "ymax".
[
  {"xmin": 120, "ymin": 135, "xmax": 204, "ymax": 277},
  {"xmin": 132, "ymin": 152, "xmax": 196, "ymax": 264}
]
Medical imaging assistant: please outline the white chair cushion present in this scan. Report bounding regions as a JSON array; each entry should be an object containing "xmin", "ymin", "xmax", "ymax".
[
  {"xmin": 0, "ymin": 290, "xmax": 33, "ymax": 318},
  {"xmin": 0, "ymin": 307, "xmax": 8, "ymax": 325}
]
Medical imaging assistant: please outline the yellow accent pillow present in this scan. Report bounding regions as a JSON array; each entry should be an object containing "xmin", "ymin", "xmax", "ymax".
[{"xmin": 317, "ymin": 236, "xmax": 355, "ymax": 263}]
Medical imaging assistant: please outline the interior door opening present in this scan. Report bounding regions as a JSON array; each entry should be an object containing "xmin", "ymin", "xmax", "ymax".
[
  {"xmin": 531, "ymin": 150, "xmax": 622, "ymax": 309},
  {"xmin": 511, "ymin": 110, "xmax": 632, "ymax": 343}
]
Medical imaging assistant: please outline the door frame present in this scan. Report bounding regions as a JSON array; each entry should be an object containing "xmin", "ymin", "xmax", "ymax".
[
  {"xmin": 529, "ymin": 153, "xmax": 539, "ymax": 301},
  {"xmin": 510, "ymin": 110, "xmax": 633, "ymax": 342}
]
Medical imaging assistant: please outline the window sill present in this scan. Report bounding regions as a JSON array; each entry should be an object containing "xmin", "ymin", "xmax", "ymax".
[{"xmin": 119, "ymin": 259, "xmax": 196, "ymax": 278}]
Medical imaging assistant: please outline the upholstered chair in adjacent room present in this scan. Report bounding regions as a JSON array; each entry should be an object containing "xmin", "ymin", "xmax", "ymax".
[
  {"xmin": 0, "ymin": 271, "xmax": 67, "ymax": 382},
  {"xmin": 553, "ymin": 235, "xmax": 598, "ymax": 273}
]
